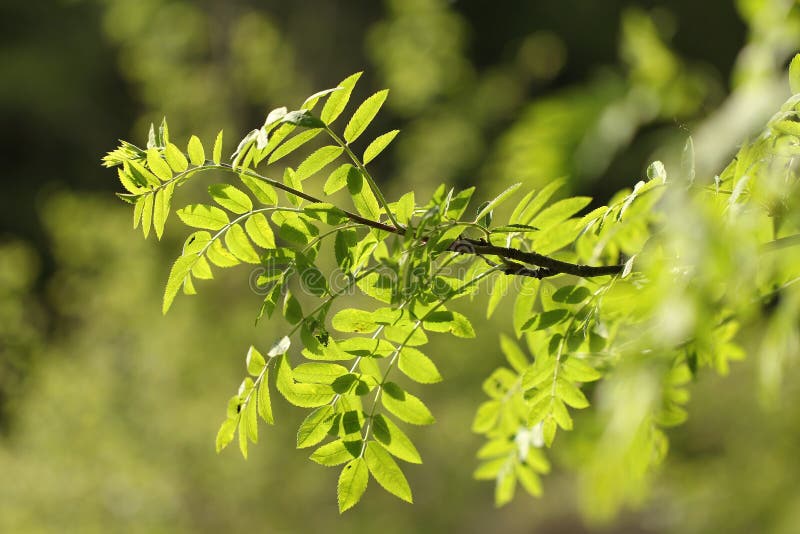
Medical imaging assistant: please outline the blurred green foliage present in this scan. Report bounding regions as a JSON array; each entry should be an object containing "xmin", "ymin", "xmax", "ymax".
[{"xmin": 2, "ymin": 0, "xmax": 800, "ymax": 532}]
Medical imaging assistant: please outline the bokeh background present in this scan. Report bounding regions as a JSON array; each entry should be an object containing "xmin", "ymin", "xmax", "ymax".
[{"xmin": 2, "ymin": 0, "xmax": 800, "ymax": 532}]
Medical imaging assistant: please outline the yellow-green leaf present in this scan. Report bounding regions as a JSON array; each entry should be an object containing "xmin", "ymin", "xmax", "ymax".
[
  {"xmin": 245, "ymin": 213, "xmax": 275, "ymax": 249},
  {"xmin": 164, "ymin": 142, "xmax": 189, "ymax": 172},
  {"xmin": 364, "ymin": 441, "xmax": 413, "ymax": 503},
  {"xmin": 153, "ymin": 182, "xmax": 174, "ymax": 240},
  {"xmin": 372, "ymin": 414, "xmax": 422, "ymax": 464},
  {"xmin": 209, "ymin": 183, "xmax": 253, "ymax": 214},
  {"xmin": 187, "ymin": 135, "xmax": 205, "ymax": 166},
  {"xmin": 163, "ymin": 254, "xmax": 197, "ymax": 313},
  {"xmin": 147, "ymin": 148, "xmax": 172, "ymax": 181},
  {"xmin": 381, "ymin": 382, "xmax": 434, "ymax": 425},
  {"xmin": 239, "ymin": 174, "xmax": 278, "ymax": 205},
  {"xmin": 338, "ymin": 457, "xmax": 369, "ymax": 513},
  {"xmin": 296, "ymin": 406, "xmax": 336, "ymax": 449},
  {"xmin": 177, "ymin": 204, "xmax": 229, "ymax": 230},
  {"xmin": 344, "ymin": 89, "xmax": 389, "ymax": 144},
  {"xmin": 296, "ymin": 145, "xmax": 344, "ymax": 181},
  {"xmin": 212, "ymin": 130, "xmax": 223, "ymax": 165},
  {"xmin": 398, "ymin": 347, "xmax": 442, "ymax": 384},
  {"xmin": 321, "ymin": 72, "xmax": 362, "ymax": 124},
  {"xmin": 225, "ymin": 224, "xmax": 260, "ymax": 264},
  {"xmin": 363, "ymin": 130, "xmax": 399, "ymax": 165}
]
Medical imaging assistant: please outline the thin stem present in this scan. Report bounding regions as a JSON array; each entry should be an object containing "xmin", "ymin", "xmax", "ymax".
[{"xmin": 324, "ymin": 126, "xmax": 401, "ymax": 229}]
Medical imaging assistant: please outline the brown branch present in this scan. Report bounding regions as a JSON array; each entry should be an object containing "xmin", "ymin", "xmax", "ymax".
[
  {"xmin": 227, "ymin": 167, "xmax": 623, "ymax": 279},
  {"xmin": 448, "ymin": 237, "xmax": 623, "ymax": 278}
]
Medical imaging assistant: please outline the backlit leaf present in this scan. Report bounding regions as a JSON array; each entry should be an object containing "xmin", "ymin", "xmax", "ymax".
[
  {"xmin": 187, "ymin": 135, "xmax": 205, "ymax": 166},
  {"xmin": 363, "ymin": 130, "xmax": 399, "ymax": 165},
  {"xmin": 344, "ymin": 89, "xmax": 389, "ymax": 144},
  {"xmin": 338, "ymin": 457, "xmax": 369, "ymax": 513},
  {"xmin": 365, "ymin": 441, "xmax": 413, "ymax": 503}
]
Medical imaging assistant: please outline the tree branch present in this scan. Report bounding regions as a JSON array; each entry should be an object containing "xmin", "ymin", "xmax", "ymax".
[
  {"xmin": 448, "ymin": 237, "xmax": 624, "ymax": 278},
  {"xmin": 221, "ymin": 165, "xmax": 623, "ymax": 279}
]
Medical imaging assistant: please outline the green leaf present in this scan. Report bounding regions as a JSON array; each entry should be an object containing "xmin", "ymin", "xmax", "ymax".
[
  {"xmin": 500, "ymin": 334, "xmax": 528, "ymax": 373},
  {"xmin": 268, "ymin": 129, "xmax": 323, "ymax": 165},
  {"xmin": 206, "ymin": 240, "xmax": 240, "ymax": 267},
  {"xmin": 395, "ymin": 192, "xmax": 415, "ymax": 225},
  {"xmin": 551, "ymin": 285, "xmax": 591, "ymax": 305},
  {"xmin": 296, "ymin": 145, "xmax": 344, "ymax": 181},
  {"xmin": 321, "ymin": 72, "xmax": 362, "ymax": 124},
  {"xmin": 257, "ymin": 374, "xmax": 273, "ymax": 424},
  {"xmin": 282, "ymin": 292, "xmax": 304, "ymax": 325},
  {"xmin": 293, "ymin": 363, "xmax": 349, "ymax": 384},
  {"xmin": 324, "ymin": 164, "xmax": 353, "ymax": 195},
  {"xmin": 215, "ymin": 418, "xmax": 237, "ymax": 453},
  {"xmin": 310, "ymin": 439, "xmax": 355, "ymax": 466},
  {"xmin": 372, "ymin": 414, "xmax": 422, "ymax": 464},
  {"xmin": 246, "ymin": 346, "xmax": 266, "ymax": 376},
  {"xmin": 561, "ymin": 357, "xmax": 602, "ymax": 382},
  {"xmin": 141, "ymin": 192, "xmax": 154, "ymax": 238},
  {"xmin": 245, "ymin": 213, "xmax": 275, "ymax": 249},
  {"xmin": 398, "ymin": 347, "xmax": 442, "ymax": 384},
  {"xmin": 344, "ymin": 89, "xmax": 389, "ymax": 144},
  {"xmin": 302, "ymin": 88, "xmax": 340, "ymax": 110},
  {"xmin": 146, "ymin": 148, "xmax": 172, "ymax": 181},
  {"xmin": 303, "ymin": 203, "xmax": 349, "ymax": 225},
  {"xmin": 446, "ymin": 187, "xmax": 475, "ymax": 220},
  {"xmin": 513, "ymin": 278, "xmax": 540, "ymax": 337},
  {"xmin": 495, "ymin": 466, "xmax": 516, "ymax": 507},
  {"xmin": 791, "ymin": 54, "xmax": 800, "ymax": 93},
  {"xmin": 515, "ymin": 179, "xmax": 564, "ymax": 225},
  {"xmin": 363, "ymin": 130, "xmax": 399, "ymax": 165},
  {"xmin": 475, "ymin": 183, "xmax": 521, "ymax": 223},
  {"xmin": 486, "ymin": 274, "xmax": 509, "ymax": 319},
  {"xmin": 165, "ymin": 142, "xmax": 189, "ymax": 172},
  {"xmin": 225, "ymin": 224, "xmax": 260, "ymax": 263},
  {"xmin": 365, "ymin": 441, "xmax": 413, "ymax": 503},
  {"xmin": 118, "ymin": 169, "xmax": 145, "ymax": 195},
  {"xmin": 177, "ymin": 204, "xmax": 229, "ymax": 230},
  {"xmin": 128, "ymin": 159, "xmax": 161, "ymax": 187},
  {"xmin": 338, "ymin": 457, "xmax": 369, "ymax": 513},
  {"xmin": 187, "ymin": 135, "xmax": 205, "ymax": 166},
  {"xmin": 473, "ymin": 457, "xmax": 507, "ymax": 480},
  {"xmin": 297, "ymin": 406, "xmax": 336, "ymax": 449},
  {"xmin": 471, "ymin": 400, "xmax": 501, "ymax": 433},
  {"xmin": 530, "ymin": 197, "xmax": 591, "ymax": 229},
  {"xmin": 347, "ymin": 167, "xmax": 381, "ymax": 220},
  {"xmin": 555, "ymin": 378, "xmax": 590, "ymax": 409},
  {"xmin": 212, "ymin": 130, "xmax": 223, "ymax": 165},
  {"xmin": 163, "ymin": 254, "xmax": 196, "ymax": 314},
  {"xmin": 238, "ymin": 414, "xmax": 249, "ymax": 459},
  {"xmin": 515, "ymin": 463, "xmax": 543, "ymax": 497},
  {"xmin": 209, "ymin": 183, "xmax": 253, "ymax": 214},
  {"xmin": 275, "ymin": 355, "xmax": 335, "ymax": 408},
  {"xmin": 132, "ymin": 196, "xmax": 145, "ymax": 229},
  {"xmin": 332, "ymin": 309, "xmax": 378, "ymax": 334},
  {"xmin": 239, "ymin": 175, "xmax": 278, "ymax": 205},
  {"xmin": 422, "ymin": 311, "xmax": 475, "ymax": 338},
  {"xmin": 542, "ymin": 417, "xmax": 557, "ymax": 447},
  {"xmin": 153, "ymin": 182, "xmax": 174, "ymax": 240},
  {"xmin": 243, "ymin": 393, "xmax": 258, "ymax": 444},
  {"xmin": 281, "ymin": 109, "xmax": 326, "ymax": 129},
  {"xmin": 381, "ymin": 382, "xmax": 435, "ymax": 425}
]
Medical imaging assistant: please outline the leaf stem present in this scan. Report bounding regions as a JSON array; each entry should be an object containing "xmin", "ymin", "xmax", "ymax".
[{"xmin": 324, "ymin": 126, "xmax": 401, "ymax": 229}]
